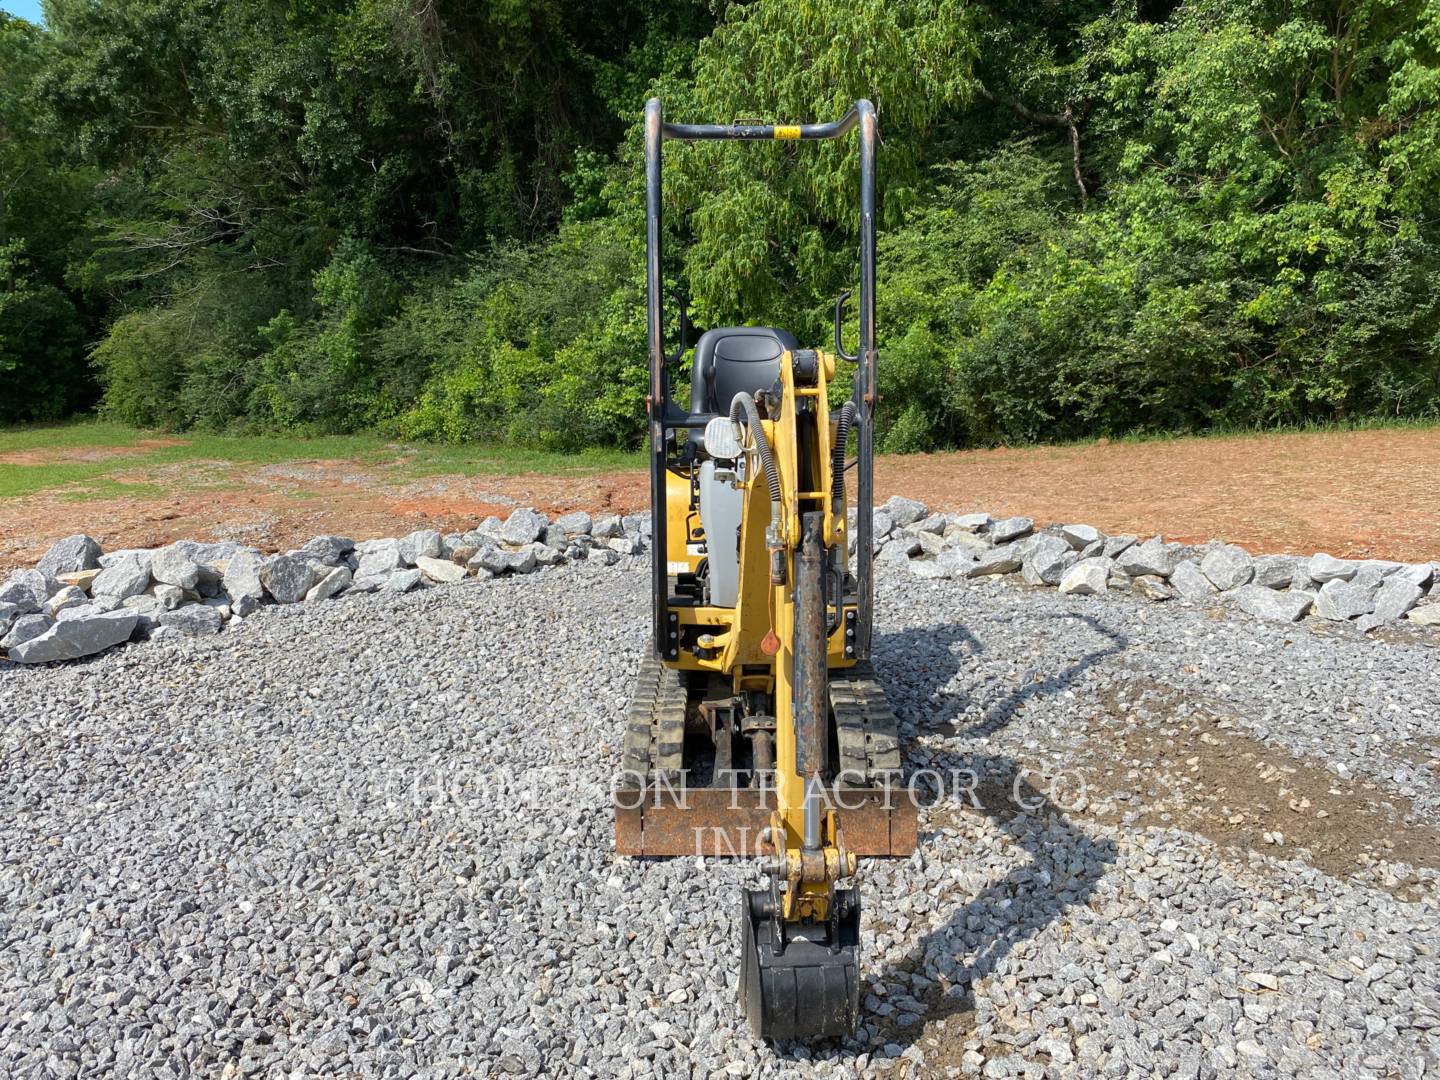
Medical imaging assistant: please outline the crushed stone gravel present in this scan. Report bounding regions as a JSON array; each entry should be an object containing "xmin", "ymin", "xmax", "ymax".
[{"xmin": 1, "ymin": 559, "xmax": 1437, "ymax": 1077}]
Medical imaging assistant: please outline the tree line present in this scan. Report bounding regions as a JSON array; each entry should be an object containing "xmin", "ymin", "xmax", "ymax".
[{"xmin": 2, "ymin": 0, "xmax": 1437, "ymax": 450}]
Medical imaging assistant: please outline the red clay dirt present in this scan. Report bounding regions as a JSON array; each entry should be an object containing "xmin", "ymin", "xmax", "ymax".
[
  {"xmin": 0, "ymin": 438, "xmax": 188, "ymax": 466},
  {"xmin": 2, "ymin": 427, "xmax": 1437, "ymax": 572}
]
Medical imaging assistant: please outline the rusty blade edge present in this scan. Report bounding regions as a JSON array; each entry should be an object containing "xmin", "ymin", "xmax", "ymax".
[{"xmin": 614, "ymin": 787, "xmax": 917, "ymax": 858}]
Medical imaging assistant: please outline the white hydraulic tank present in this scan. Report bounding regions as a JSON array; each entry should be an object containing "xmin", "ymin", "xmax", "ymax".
[{"xmin": 697, "ymin": 458, "xmax": 744, "ymax": 606}]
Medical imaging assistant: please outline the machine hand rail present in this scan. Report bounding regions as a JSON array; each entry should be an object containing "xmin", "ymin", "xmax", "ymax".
[{"xmin": 643, "ymin": 97, "xmax": 878, "ymax": 663}]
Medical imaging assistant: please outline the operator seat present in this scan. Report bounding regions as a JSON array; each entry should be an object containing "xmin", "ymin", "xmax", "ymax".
[{"xmin": 689, "ymin": 326, "xmax": 799, "ymax": 419}]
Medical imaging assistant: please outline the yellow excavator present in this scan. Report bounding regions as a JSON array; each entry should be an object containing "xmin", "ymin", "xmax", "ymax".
[{"xmin": 613, "ymin": 98, "xmax": 916, "ymax": 1039}]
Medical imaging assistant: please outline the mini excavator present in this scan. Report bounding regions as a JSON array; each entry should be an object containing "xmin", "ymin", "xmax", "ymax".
[{"xmin": 613, "ymin": 99, "xmax": 917, "ymax": 1040}]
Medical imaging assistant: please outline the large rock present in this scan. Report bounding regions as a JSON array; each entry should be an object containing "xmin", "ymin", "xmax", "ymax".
[
  {"xmin": 398, "ymin": 529, "xmax": 443, "ymax": 564},
  {"xmin": 948, "ymin": 512, "xmax": 991, "ymax": 533},
  {"xmin": 1307, "ymin": 553, "xmax": 1356, "ymax": 583},
  {"xmin": 1352, "ymin": 563, "xmax": 1397, "ymax": 590},
  {"xmin": 966, "ymin": 548, "xmax": 1023, "ymax": 578},
  {"xmin": 882, "ymin": 495, "xmax": 927, "ymax": 527},
  {"xmin": 299, "ymin": 535, "xmax": 355, "ymax": 566},
  {"xmin": 878, "ymin": 537, "xmax": 921, "ymax": 565},
  {"xmin": 1252, "ymin": 555, "xmax": 1298, "ymax": 590},
  {"xmin": 416, "ymin": 556, "xmax": 466, "ymax": 584},
  {"xmin": 98, "ymin": 548, "xmax": 153, "ymax": 570},
  {"xmin": 57, "ymin": 603, "xmax": 105, "ymax": 622},
  {"xmin": 1059, "ymin": 524, "xmax": 1101, "ymax": 550},
  {"xmin": 552, "ymin": 511, "xmax": 593, "ymax": 538},
  {"xmin": 989, "ymin": 516, "xmax": 1034, "ymax": 544},
  {"xmin": 913, "ymin": 513, "xmax": 948, "ymax": 535},
  {"xmin": 1372, "ymin": 577, "xmax": 1423, "ymax": 623},
  {"xmin": 2, "ymin": 569, "xmax": 60, "ymax": 608},
  {"xmin": 944, "ymin": 532, "xmax": 993, "ymax": 557},
  {"xmin": 158, "ymin": 604, "xmax": 224, "ymax": 636},
  {"xmin": 1059, "ymin": 557, "xmax": 1112, "ymax": 596},
  {"xmin": 1132, "ymin": 575, "xmax": 1175, "ymax": 602},
  {"xmin": 356, "ymin": 540, "xmax": 403, "ymax": 580},
  {"xmin": 90, "ymin": 556, "xmax": 150, "ymax": 600},
  {"xmin": 1021, "ymin": 535, "xmax": 1075, "ymax": 586},
  {"xmin": 1170, "ymin": 560, "xmax": 1217, "ymax": 603},
  {"xmin": 530, "ymin": 542, "xmax": 565, "ymax": 567},
  {"xmin": 1395, "ymin": 563, "xmax": 1435, "ymax": 590},
  {"xmin": 1407, "ymin": 603, "xmax": 1440, "ymax": 627},
  {"xmin": 150, "ymin": 544, "xmax": 202, "ymax": 590},
  {"xmin": 1102, "ymin": 535, "xmax": 1138, "ymax": 559},
  {"xmin": 148, "ymin": 583, "xmax": 185, "ymax": 611},
  {"xmin": 305, "ymin": 566, "xmax": 352, "ymax": 602},
  {"xmin": 36, "ymin": 534, "xmax": 102, "ymax": 578},
  {"xmin": 915, "ymin": 531, "xmax": 946, "ymax": 557},
  {"xmin": 223, "ymin": 549, "xmax": 267, "ymax": 617},
  {"xmin": 592, "ymin": 515, "xmax": 623, "ymax": 540},
  {"xmin": 471, "ymin": 546, "xmax": 538, "ymax": 575},
  {"xmin": 501, "ymin": 508, "xmax": 549, "ymax": 546},
  {"xmin": 7, "ymin": 609, "xmax": 138, "ymax": 664},
  {"xmin": 870, "ymin": 510, "xmax": 895, "ymax": 541},
  {"xmin": 1199, "ymin": 544, "xmax": 1253, "ymax": 591},
  {"xmin": 1237, "ymin": 585, "xmax": 1314, "ymax": 623},
  {"xmin": 383, "ymin": 568, "xmax": 424, "ymax": 593},
  {"xmin": 1117, "ymin": 538, "xmax": 1181, "ymax": 579},
  {"xmin": 931, "ymin": 546, "xmax": 978, "ymax": 578},
  {"xmin": 2, "ymin": 613, "xmax": 52, "ymax": 650},
  {"xmin": 1313, "ymin": 578, "xmax": 1377, "ymax": 621},
  {"xmin": 260, "ymin": 554, "xmax": 316, "ymax": 604},
  {"xmin": 44, "ymin": 586, "xmax": 91, "ymax": 618},
  {"xmin": 0, "ymin": 602, "xmax": 24, "ymax": 633},
  {"xmin": 170, "ymin": 539, "xmax": 239, "ymax": 565},
  {"xmin": 56, "ymin": 568, "xmax": 102, "ymax": 592}
]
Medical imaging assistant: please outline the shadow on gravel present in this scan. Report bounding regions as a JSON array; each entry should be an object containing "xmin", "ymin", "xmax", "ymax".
[
  {"xmin": 824, "ymin": 617, "xmax": 1125, "ymax": 1061},
  {"xmin": 867, "ymin": 759, "xmax": 1119, "ymax": 1059},
  {"xmin": 875, "ymin": 612, "xmax": 1129, "ymax": 739}
]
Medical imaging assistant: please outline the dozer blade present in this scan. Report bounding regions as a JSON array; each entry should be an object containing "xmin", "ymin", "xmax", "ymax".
[
  {"xmin": 740, "ymin": 886, "xmax": 860, "ymax": 1040},
  {"xmin": 614, "ymin": 785, "xmax": 916, "ymax": 857}
]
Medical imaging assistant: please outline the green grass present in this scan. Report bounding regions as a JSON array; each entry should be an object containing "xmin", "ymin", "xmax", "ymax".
[
  {"xmin": 0, "ymin": 420, "xmax": 645, "ymax": 501},
  {"xmin": 5, "ymin": 414, "xmax": 1435, "ymax": 503}
]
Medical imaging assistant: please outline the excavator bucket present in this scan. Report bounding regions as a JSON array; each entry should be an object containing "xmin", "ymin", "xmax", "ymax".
[{"xmin": 740, "ymin": 887, "xmax": 861, "ymax": 1040}]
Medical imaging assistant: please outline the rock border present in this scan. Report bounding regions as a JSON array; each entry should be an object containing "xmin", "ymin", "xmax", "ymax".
[
  {"xmin": 869, "ymin": 496, "xmax": 1439, "ymax": 635},
  {"xmin": 3, "ymin": 500, "xmax": 1437, "ymax": 665},
  {"xmin": 0, "ymin": 510, "xmax": 648, "ymax": 664}
]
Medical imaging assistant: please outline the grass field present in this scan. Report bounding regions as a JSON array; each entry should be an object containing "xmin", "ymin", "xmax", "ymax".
[
  {"xmin": 0, "ymin": 421, "xmax": 645, "ymax": 501},
  {"xmin": 4, "ymin": 418, "xmax": 1440, "ymax": 571}
]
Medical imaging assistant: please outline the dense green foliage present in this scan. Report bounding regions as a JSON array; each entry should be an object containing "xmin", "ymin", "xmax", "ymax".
[{"xmin": 3, "ymin": 0, "xmax": 1438, "ymax": 448}]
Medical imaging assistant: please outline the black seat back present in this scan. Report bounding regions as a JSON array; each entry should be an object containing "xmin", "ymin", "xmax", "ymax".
[{"xmin": 689, "ymin": 326, "xmax": 799, "ymax": 416}]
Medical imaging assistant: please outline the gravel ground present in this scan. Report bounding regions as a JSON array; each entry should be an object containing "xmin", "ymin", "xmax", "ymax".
[{"xmin": 1, "ymin": 560, "xmax": 1437, "ymax": 1078}]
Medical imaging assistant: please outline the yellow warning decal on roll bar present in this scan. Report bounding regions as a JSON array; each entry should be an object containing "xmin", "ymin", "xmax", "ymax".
[{"xmin": 774, "ymin": 125, "xmax": 801, "ymax": 140}]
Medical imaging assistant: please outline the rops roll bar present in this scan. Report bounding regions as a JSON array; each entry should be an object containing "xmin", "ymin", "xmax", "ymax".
[{"xmin": 644, "ymin": 98, "xmax": 878, "ymax": 662}]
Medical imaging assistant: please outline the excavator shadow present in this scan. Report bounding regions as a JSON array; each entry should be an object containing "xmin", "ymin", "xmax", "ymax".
[{"xmin": 773, "ymin": 614, "xmax": 1127, "ymax": 1055}]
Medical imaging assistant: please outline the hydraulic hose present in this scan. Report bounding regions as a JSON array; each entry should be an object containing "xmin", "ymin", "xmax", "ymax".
[
  {"xmin": 830, "ymin": 401, "xmax": 856, "ymax": 508},
  {"xmin": 730, "ymin": 392, "xmax": 782, "ymax": 523}
]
